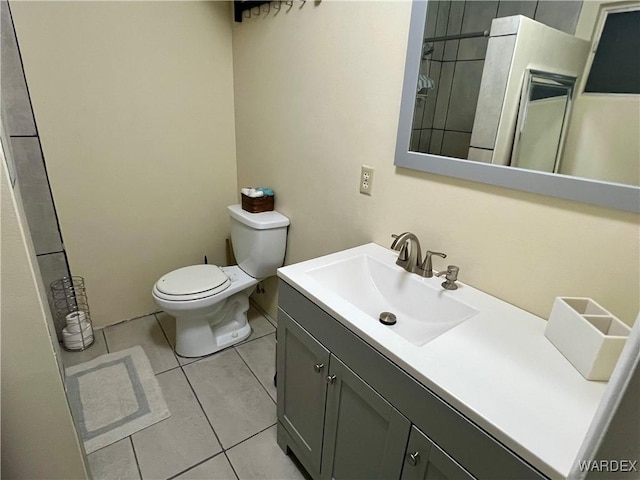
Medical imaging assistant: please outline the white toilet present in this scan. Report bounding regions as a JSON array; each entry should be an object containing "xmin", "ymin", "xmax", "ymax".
[{"xmin": 152, "ymin": 205, "xmax": 289, "ymax": 357}]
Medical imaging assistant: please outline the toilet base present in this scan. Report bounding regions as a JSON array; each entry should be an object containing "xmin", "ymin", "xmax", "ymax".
[{"xmin": 174, "ymin": 291, "xmax": 253, "ymax": 358}]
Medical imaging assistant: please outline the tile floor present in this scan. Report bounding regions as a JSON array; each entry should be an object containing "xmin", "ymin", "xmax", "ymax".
[{"xmin": 60, "ymin": 305, "xmax": 309, "ymax": 480}]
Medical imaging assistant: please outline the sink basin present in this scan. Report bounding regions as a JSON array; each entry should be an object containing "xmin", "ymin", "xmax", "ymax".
[{"xmin": 305, "ymin": 253, "xmax": 479, "ymax": 346}]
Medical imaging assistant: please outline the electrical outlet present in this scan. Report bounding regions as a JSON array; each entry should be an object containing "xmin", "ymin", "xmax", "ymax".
[{"xmin": 360, "ymin": 165, "xmax": 375, "ymax": 195}]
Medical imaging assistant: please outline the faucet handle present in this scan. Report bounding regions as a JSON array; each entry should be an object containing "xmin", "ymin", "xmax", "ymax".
[
  {"xmin": 437, "ymin": 265, "xmax": 459, "ymax": 290},
  {"xmin": 395, "ymin": 242, "xmax": 412, "ymax": 269},
  {"xmin": 419, "ymin": 250, "xmax": 446, "ymax": 277},
  {"xmin": 397, "ymin": 243, "xmax": 409, "ymax": 262},
  {"xmin": 390, "ymin": 232, "xmax": 409, "ymax": 250},
  {"xmin": 424, "ymin": 250, "xmax": 446, "ymax": 260}
]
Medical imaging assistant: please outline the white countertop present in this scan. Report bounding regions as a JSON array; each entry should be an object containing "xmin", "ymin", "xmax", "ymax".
[{"xmin": 277, "ymin": 243, "xmax": 607, "ymax": 479}]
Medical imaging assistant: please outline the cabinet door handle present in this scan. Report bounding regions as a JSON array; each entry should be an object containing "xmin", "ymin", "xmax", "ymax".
[
  {"xmin": 326, "ymin": 374, "xmax": 337, "ymax": 384},
  {"xmin": 313, "ymin": 363, "xmax": 324, "ymax": 373},
  {"xmin": 407, "ymin": 451, "xmax": 420, "ymax": 466}
]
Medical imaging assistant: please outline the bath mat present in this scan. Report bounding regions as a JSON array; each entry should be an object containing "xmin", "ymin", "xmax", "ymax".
[{"xmin": 65, "ymin": 345, "xmax": 170, "ymax": 454}]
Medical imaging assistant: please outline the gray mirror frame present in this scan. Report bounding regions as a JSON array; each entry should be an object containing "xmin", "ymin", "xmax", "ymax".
[{"xmin": 394, "ymin": 0, "xmax": 640, "ymax": 213}]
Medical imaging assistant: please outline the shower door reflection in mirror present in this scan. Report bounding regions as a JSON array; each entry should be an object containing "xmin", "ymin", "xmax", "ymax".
[{"xmin": 510, "ymin": 71, "xmax": 575, "ymax": 174}]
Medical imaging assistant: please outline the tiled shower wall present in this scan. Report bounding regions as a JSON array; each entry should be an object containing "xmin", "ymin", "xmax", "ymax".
[
  {"xmin": 1, "ymin": 1, "xmax": 71, "ymax": 340},
  {"xmin": 411, "ymin": 0, "xmax": 583, "ymax": 158}
]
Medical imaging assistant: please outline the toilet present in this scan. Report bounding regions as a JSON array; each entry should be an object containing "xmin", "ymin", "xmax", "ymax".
[{"xmin": 152, "ymin": 205, "xmax": 289, "ymax": 357}]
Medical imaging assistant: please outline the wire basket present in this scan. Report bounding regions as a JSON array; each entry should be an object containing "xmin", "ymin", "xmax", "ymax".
[{"xmin": 50, "ymin": 276, "xmax": 94, "ymax": 351}]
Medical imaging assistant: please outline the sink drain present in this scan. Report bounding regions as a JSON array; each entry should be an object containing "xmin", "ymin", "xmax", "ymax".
[{"xmin": 379, "ymin": 312, "xmax": 397, "ymax": 326}]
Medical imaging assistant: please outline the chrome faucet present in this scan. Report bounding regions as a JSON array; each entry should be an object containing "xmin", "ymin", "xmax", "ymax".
[{"xmin": 390, "ymin": 233, "xmax": 446, "ymax": 278}]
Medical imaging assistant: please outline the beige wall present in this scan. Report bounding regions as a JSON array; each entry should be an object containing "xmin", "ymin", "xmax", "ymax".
[
  {"xmin": 562, "ymin": 95, "xmax": 640, "ymax": 184},
  {"xmin": 562, "ymin": 0, "xmax": 640, "ymax": 185},
  {"xmin": 1, "ymin": 155, "xmax": 87, "ymax": 478},
  {"xmin": 11, "ymin": 1, "xmax": 238, "ymax": 327},
  {"xmin": 233, "ymin": 1, "xmax": 639, "ymax": 326},
  {"xmin": 8, "ymin": 1, "xmax": 639, "ymax": 328}
]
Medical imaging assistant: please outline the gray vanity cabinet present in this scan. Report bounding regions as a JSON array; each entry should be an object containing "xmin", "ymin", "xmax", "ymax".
[
  {"xmin": 276, "ymin": 312, "xmax": 330, "ymax": 475},
  {"xmin": 277, "ymin": 280, "xmax": 546, "ymax": 480},
  {"xmin": 277, "ymin": 309, "xmax": 410, "ymax": 479},
  {"xmin": 321, "ymin": 355, "xmax": 410, "ymax": 480},
  {"xmin": 401, "ymin": 426, "xmax": 474, "ymax": 480}
]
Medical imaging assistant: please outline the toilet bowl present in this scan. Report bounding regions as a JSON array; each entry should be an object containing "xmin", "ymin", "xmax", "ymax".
[{"xmin": 152, "ymin": 205, "xmax": 289, "ymax": 357}]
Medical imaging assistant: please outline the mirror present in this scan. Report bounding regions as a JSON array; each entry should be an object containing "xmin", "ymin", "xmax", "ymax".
[{"xmin": 395, "ymin": 1, "xmax": 640, "ymax": 212}]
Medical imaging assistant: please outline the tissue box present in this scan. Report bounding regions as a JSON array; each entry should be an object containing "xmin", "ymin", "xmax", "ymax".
[
  {"xmin": 241, "ymin": 193, "xmax": 274, "ymax": 213},
  {"xmin": 545, "ymin": 297, "xmax": 630, "ymax": 381}
]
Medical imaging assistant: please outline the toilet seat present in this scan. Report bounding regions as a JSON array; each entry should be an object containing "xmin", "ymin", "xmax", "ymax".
[
  {"xmin": 153, "ymin": 265, "xmax": 258, "ymax": 313},
  {"xmin": 154, "ymin": 265, "xmax": 231, "ymax": 302}
]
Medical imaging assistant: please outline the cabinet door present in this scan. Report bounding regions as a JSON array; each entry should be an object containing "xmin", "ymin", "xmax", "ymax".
[
  {"xmin": 277, "ymin": 311, "xmax": 330, "ymax": 475},
  {"xmin": 321, "ymin": 355, "xmax": 411, "ymax": 480},
  {"xmin": 401, "ymin": 426, "xmax": 474, "ymax": 480}
]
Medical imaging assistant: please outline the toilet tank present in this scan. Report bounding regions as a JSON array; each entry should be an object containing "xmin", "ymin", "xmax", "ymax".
[{"xmin": 227, "ymin": 205, "xmax": 290, "ymax": 279}]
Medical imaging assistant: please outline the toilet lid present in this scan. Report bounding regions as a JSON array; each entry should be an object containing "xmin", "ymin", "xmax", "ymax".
[{"xmin": 156, "ymin": 265, "xmax": 231, "ymax": 297}]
